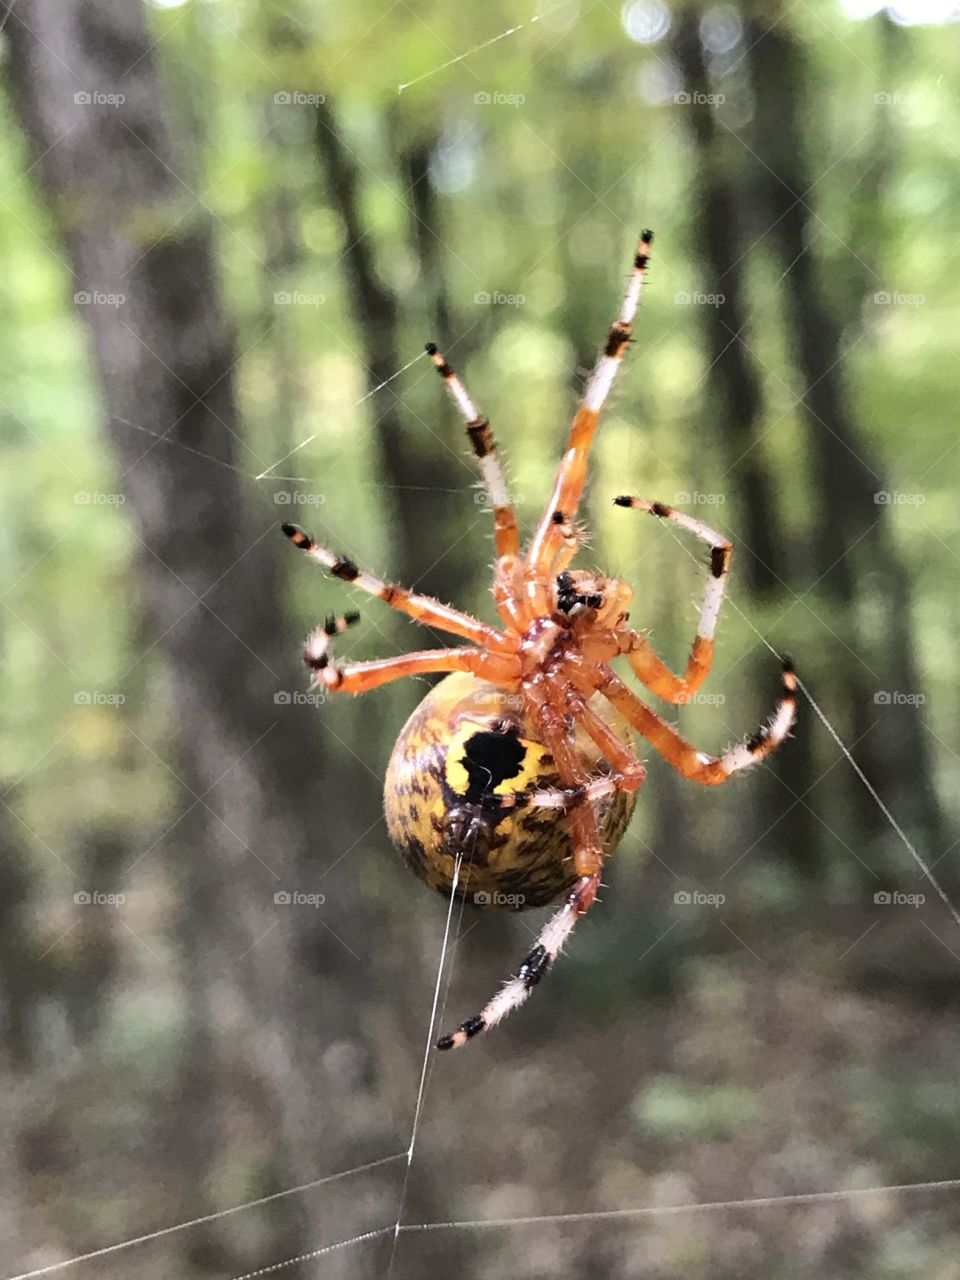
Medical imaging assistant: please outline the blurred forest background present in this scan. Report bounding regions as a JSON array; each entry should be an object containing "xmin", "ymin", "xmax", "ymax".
[{"xmin": 1, "ymin": 0, "xmax": 959, "ymax": 1276}]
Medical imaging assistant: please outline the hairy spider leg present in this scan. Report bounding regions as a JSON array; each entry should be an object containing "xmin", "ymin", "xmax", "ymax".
[
  {"xmin": 524, "ymin": 230, "xmax": 654, "ymax": 607},
  {"xmin": 426, "ymin": 343, "xmax": 526, "ymax": 631},
  {"xmin": 282, "ymin": 522, "xmax": 516, "ymax": 654},
  {"xmin": 593, "ymin": 660, "xmax": 797, "ymax": 783},
  {"xmin": 436, "ymin": 680, "xmax": 611, "ymax": 1050},
  {"xmin": 303, "ymin": 636, "xmax": 520, "ymax": 695},
  {"xmin": 613, "ymin": 496, "xmax": 733, "ymax": 702}
]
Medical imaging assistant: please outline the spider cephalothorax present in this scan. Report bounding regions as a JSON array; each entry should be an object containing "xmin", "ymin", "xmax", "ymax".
[{"xmin": 283, "ymin": 229, "xmax": 797, "ymax": 1050}]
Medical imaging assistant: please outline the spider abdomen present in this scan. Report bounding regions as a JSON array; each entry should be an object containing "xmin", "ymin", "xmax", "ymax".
[{"xmin": 383, "ymin": 671, "xmax": 637, "ymax": 910}]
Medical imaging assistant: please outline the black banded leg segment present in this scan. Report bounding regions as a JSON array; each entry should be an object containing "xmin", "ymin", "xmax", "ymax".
[
  {"xmin": 612, "ymin": 496, "xmax": 734, "ymax": 701},
  {"xmin": 436, "ymin": 873, "xmax": 599, "ymax": 1050},
  {"xmin": 426, "ymin": 343, "xmax": 520, "ymax": 560},
  {"xmin": 303, "ymin": 611, "xmax": 361, "ymax": 684},
  {"xmin": 281, "ymin": 522, "xmax": 514, "ymax": 653}
]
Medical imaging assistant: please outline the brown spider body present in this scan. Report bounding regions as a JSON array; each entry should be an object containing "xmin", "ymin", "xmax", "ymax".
[
  {"xmin": 384, "ymin": 671, "xmax": 637, "ymax": 910},
  {"xmin": 284, "ymin": 229, "xmax": 798, "ymax": 1050}
]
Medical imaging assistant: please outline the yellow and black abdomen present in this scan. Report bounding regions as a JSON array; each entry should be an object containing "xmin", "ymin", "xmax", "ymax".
[{"xmin": 384, "ymin": 672, "xmax": 637, "ymax": 911}]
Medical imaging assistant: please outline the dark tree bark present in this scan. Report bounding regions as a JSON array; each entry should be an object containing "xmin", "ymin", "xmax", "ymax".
[
  {"xmin": 2, "ymin": 1, "xmax": 379, "ymax": 1272},
  {"xmin": 313, "ymin": 104, "xmax": 471, "ymax": 596},
  {"xmin": 745, "ymin": 10, "xmax": 942, "ymax": 852},
  {"xmin": 671, "ymin": 8, "xmax": 819, "ymax": 876},
  {"xmin": 672, "ymin": 9, "xmax": 786, "ymax": 596}
]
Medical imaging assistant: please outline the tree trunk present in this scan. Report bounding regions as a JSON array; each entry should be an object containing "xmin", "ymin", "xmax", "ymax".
[
  {"xmin": 3, "ymin": 1, "xmax": 373, "ymax": 1272},
  {"xmin": 745, "ymin": 9, "xmax": 942, "ymax": 854}
]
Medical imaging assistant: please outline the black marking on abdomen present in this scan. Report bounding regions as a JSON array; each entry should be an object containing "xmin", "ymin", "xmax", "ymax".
[{"xmin": 459, "ymin": 728, "xmax": 527, "ymax": 804}]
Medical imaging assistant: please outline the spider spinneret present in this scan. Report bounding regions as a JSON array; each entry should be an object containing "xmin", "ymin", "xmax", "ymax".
[{"xmin": 283, "ymin": 228, "xmax": 797, "ymax": 1051}]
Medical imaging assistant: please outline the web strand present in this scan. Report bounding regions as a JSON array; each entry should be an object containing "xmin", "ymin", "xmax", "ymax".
[
  {"xmin": 215, "ymin": 1173, "xmax": 960, "ymax": 1279},
  {"xmin": 5, "ymin": 1152, "xmax": 407, "ymax": 1280},
  {"xmin": 253, "ymin": 350, "xmax": 427, "ymax": 480},
  {"xmin": 385, "ymin": 851, "xmax": 465, "ymax": 1278},
  {"xmin": 109, "ymin": 348, "xmax": 429, "ymax": 490},
  {"xmin": 398, "ymin": 11, "xmax": 547, "ymax": 94},
  {"xmin": 658, "ymin": 525, "xmax": 960, "ymax": 932}
]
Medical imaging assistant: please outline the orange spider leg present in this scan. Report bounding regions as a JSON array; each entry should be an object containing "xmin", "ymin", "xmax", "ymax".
[
  {"xmin": 613, "ymin": 496, "xmax": 733, "ymax": 702},
  {"xmin": 302, "ymin": 613, "xmax": 520, "ymax": 695},
  {"xmin": 591, "ymin": 661, "xmax": 797, "ymax": 784},
  {"xmin": 426, "ymin": 344, "xmax": 527, "ymax": 632},
  {"xmin": 524, "ymin": 230, "xmax": 654, "ymax": 603},
  {"xmin": 282, "ymin": 522, "xmax": 516, "ymax": 654},
  {"xmin": 437, "ymin": 679, "xmax": 608, "ymax": 1050},
  {"xmin": 549, "ymin": 673, "xmax": 646, "ymax": 794}
]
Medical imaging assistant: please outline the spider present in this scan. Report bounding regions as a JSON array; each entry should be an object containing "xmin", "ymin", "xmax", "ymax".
[{"xmin": 282, "ymin": 230, "xmax": 797, "ymax": 1051}]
